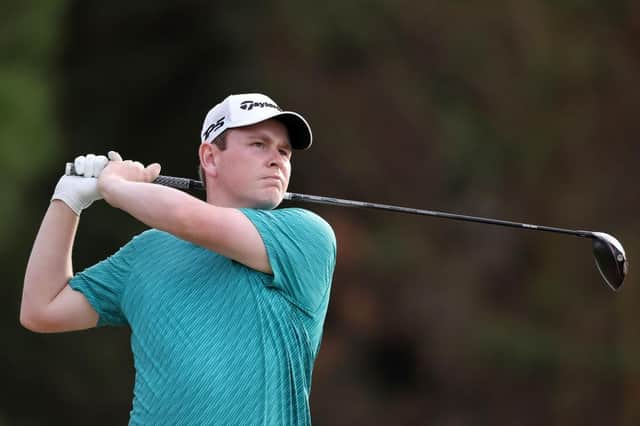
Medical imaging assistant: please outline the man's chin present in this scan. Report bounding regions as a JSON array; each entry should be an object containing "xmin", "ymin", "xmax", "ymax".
[{"xmin": 253, "ymin": 194, "xmax": 283, "ymax": 210}]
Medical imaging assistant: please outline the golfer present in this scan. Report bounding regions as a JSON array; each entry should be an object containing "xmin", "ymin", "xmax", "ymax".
[{"xmin": 20, "ymin": 93, "xmax": 337, "ymax": 425}]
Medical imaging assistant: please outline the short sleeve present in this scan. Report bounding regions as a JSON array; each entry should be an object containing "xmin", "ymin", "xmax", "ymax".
[
  {"xmin": 240, "ymin": 208, "xmax": 337, "ymax": 314},
  {"xmin": 68, "ymin": 236, "xmax": 138, "ymax": 327}
]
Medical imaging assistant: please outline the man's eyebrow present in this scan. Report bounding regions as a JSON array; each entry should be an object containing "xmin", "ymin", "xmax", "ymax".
[
  {"xmin": 245, "ymin": 130, "xmax": 291, "ymax": 148},
  {"xmin": 244, "ymin": 130, "xmax": 274, "ymax": 140}
]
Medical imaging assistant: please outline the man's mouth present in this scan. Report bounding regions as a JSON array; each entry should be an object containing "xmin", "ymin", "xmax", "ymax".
[{"xmin": 262, "ymin": 176, "xmax": 284, "ymax": 186}]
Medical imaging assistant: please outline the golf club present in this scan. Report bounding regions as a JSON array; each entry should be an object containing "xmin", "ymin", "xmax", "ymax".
[{"xmin": 66, "ymin": 164, "xmax": 629, "ymax": 291}]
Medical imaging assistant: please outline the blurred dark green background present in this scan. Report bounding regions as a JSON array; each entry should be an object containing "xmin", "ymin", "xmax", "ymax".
[{"xmin": 2, "ymin": 1, "xmax": 638, "ymax": 425}]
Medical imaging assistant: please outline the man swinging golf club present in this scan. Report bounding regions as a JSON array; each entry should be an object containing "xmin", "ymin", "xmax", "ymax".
[{"xmin": 21, "ymin": 93, "xmax": 337, "ymax": 425}]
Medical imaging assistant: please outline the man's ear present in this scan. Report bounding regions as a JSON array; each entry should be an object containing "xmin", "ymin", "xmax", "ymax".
[{"xmin": 199, "ymin": 143, "xmax": 218, "ymax": 177}]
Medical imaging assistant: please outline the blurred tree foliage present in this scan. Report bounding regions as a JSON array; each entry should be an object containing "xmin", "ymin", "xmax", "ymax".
[
  {"xmin": 2, "ymin": 1, "xmax": 639, "ymax": 425},
  {"xmin": 0, "ymin": 0, "xmax": 64, "ymax": 240}
]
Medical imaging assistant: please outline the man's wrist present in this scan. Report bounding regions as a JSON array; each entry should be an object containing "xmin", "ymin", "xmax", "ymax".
[
  {"xmin": 50, "ymin": 197, "xmax": 82, "ymax": 216},
  {"xmin": 98, "ymin": 176, "xmax": 127, "ymax": 207}
]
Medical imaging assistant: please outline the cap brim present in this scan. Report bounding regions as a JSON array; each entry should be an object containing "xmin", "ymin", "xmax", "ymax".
[
  {"xmin": 273, "ymin": 112, "xmax": 313, "ymax": 150},
  {"xmin": 226, "ymin": 111, "xmax": 313, "ymax": 150}
]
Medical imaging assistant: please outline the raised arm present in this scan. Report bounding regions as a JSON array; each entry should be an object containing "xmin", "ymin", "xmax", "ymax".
[
  {"xmin": 20, "ymin": 202, "xmax": 98, "ymax": 332},
  {"xmin": 20, "ymin": 155, "xmax": 108, "ymax": 333}
]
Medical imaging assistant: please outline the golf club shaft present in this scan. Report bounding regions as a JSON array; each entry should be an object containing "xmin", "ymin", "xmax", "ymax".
[{"xmin": 150, "ymin": 174, "xmax": 596, "ymax": 240}]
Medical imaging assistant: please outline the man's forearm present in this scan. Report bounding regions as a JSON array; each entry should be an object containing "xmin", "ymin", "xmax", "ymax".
[
  {"xmin": 100, "ymin": 178, "xmax": 204, "ymax": 240},
  {"xmin": 21, "ymin": 201, "xmax": 79, "ymax": 325}
]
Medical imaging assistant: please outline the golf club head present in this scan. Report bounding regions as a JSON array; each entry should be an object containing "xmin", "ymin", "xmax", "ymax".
[{"xmin": 591, "ymin": 232, "xmax": 628, "ymax": 291}]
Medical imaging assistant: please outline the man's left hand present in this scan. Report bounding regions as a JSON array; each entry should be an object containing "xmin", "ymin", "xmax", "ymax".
[{"xmin": 98, "ymin": 151, "xmax": 161, "ymax": 197}]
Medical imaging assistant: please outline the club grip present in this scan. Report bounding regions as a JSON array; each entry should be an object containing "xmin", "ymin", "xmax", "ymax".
[
  {"xmin": 153, "ymin": 175, "xmax": 203, "ymax": 190},
  {"xmin": 65, "ymin": 162, "xmax": 205, "ymax": 191}
]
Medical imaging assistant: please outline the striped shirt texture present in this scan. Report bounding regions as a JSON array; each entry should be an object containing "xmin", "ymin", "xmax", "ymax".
[{"xmin": 69, "ymin": 208, "xmax": 336, "ymax": 425}]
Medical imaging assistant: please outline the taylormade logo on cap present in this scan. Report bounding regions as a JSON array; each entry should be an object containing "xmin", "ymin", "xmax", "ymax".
[
  {"xmin": 239, "ymin": 100, "xmax": 281, "ymax": 111},
  {"xmin": 200, "ymin": 93, "xmax": 313, "ymax": 150}
]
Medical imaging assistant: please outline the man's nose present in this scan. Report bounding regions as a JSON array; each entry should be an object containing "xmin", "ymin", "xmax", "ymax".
[{"xmin": 268, "ymin": 149, "xmax": 284, "ymax": 168}]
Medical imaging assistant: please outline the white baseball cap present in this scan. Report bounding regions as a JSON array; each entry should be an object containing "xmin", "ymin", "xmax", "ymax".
[{"xmin": 200, "ymin": 93, "xmax": 313, "ymax": 149}]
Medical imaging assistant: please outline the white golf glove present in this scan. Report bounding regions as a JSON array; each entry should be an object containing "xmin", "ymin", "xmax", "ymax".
[{"xmin": 52, "ymin": 153, "xmax": 110, "ymax": 215}]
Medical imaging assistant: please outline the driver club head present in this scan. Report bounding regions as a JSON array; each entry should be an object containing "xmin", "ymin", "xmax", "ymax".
[{"xmin": 591, "ymin": 232, "xmax": 628, "ymax": 291}]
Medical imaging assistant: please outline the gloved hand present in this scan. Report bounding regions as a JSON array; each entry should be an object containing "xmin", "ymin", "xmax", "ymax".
[{"xmin": 52, "ymin": 153, "xmax": 110, "ymax": 215}]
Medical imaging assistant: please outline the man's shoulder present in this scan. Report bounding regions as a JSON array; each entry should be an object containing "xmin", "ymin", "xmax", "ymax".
[
  {"xmin": 284, "ymin": 208, "xmax": 334, "ymax": 235},
  {"xmin": 129, "ymin": 228, "xmax": 186, "ymax": 248},
  {"xmin": 119, "ymin": 229, "xmax": 203, "ymax": 267},
  {"xmin": 243, "ymin": 207, "xmax": 334, "ymax": 235},
  {"xmin": 275, "ymin": 207, "xmax": 328, "ymax": 222}
]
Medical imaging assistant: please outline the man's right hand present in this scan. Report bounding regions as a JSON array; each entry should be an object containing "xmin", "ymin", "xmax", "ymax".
[{"xmin": 52, "ymin": 153, "xmax": 109, "ymax": 215}]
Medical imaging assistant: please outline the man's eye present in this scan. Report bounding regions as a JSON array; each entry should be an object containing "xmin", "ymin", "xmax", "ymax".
[{"xmin": 279, "ymin": 150, "xmax": 291, "ymax": 157}]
